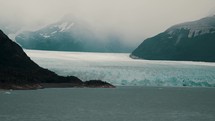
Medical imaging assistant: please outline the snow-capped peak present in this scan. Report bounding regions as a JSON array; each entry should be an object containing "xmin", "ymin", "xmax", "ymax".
[
  {"xmin": 167, "ymin": 16, "xmax": 215, "ymax": 38},
  {"xmin": 58, "ymin": 22, "xmax": 74, "ymax": 32}
]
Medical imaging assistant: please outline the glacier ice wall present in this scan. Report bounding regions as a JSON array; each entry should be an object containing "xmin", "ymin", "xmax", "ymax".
[{"xmin": 25, "ymin": 50, "xmax": 215, "ymax": 87}]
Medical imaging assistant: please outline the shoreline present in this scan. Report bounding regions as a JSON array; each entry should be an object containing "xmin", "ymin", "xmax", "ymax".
[
  {"xmin": 2, "ymin": 84, "xmax": 215, "ymax": 91},
  {"xmin": 0, "ymin": 82, "xmax": 115, "ymax": 90}
]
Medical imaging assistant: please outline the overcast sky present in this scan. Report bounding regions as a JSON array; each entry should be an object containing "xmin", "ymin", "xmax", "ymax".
[{"xmin": 0, "ymin": 0, "xmax": 215, "ymax": 45}]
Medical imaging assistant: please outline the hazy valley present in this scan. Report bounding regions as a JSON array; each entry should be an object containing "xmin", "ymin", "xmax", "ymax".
[{"xmin": 1, "ymin": 1, "xmax": 215, "ymax": 121}]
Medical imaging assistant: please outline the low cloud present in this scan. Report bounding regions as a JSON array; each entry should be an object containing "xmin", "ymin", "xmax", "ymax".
[{"xmin": 0, "ymin": 0, "xmax": 215, "ymax": 46}]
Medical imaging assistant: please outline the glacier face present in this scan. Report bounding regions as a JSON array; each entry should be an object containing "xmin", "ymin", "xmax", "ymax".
[{"xmin": 25, "ymin": 50, "xmax": 215, "ymax": 87}]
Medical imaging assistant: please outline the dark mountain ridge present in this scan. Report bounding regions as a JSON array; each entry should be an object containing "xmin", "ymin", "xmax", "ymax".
[
  {"xmin": 0, "ymin": 30, "xmax": 114, "ymax": 89},
  {"xmin": 131, "ymin": 15, "xmax": 215, "ymax": 62}
]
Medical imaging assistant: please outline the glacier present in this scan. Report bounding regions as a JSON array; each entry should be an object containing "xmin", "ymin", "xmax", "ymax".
[{"xmin": 25, "ymin": 50, "xmax": 215, "ymax": 87}]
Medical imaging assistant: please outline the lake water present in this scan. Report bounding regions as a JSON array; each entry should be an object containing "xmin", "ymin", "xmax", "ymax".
[
  {"xmin": 25, "ymin": 50, "xmax": 215, "ymax": 87},
  {"xmin": 1, "ymin": 87, "xmax": 215, "ymax": 121}
]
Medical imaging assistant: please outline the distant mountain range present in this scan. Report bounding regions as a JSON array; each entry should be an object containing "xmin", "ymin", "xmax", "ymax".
[
  {"xmin": 0, "ymin": 29, "xmax": 114, "ymax": 89},
  {"xmin": 15, "ymin": 16, "xmax": 133, "ymax": 53},
  {"xmin": 131, "ymin": 15, "xmax": 215, "ymax": 62}
]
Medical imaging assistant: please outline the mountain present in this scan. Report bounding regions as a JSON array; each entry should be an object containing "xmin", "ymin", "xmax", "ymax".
[
  {"xmin": 131, "ymin": 15, "xmax": 215, "ymax": 62},
  {"xmin": 15, "ymin": 16, "xmax": 132, "ymax": 53},
  {"xmin": 0, "ymin": 30, "xmax": 114, "ymax": 89},
  {"xmin": 0, "ymin": 22, "xmax": 21, "ymax": 37}
]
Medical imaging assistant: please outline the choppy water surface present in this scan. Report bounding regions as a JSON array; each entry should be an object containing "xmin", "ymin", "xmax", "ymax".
[
  {"xmin": 0, "ymin": 87, "xmax": 215, "ymax": 121},
  {"xmin": 25, "ymin": 50, "xmax": 215, "ymax": 87}
]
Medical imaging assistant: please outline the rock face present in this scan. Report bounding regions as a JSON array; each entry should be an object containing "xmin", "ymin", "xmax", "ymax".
[
  {"xmin": 15, "ymin": 15, "xmax": 132, "ymax": 53},
  {"xmin": 84, "ymin": 80, "xmax": 115, "ymax": 88},
  {"xmin": 131, "ymin": 15, "xmax": 215, "ymax": 62},
  {"xmin": 0, "ymin": 30, "xmax": 115, "ymax": 89}
]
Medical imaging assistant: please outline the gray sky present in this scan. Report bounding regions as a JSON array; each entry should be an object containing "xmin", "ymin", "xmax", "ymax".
[{"xmin": 0, "ymin": 0, "xmax": 215, "ymax": 45}]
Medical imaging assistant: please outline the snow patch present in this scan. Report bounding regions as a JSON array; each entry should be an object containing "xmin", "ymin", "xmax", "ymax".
[
  {"xmin": 188, "ymin": 27, "xmax": 212, "ymax": 38},
  {"xmin": 58, "ymin": 22, "xmax": 68, "ymax": 32},
  {"xmin": 40, "ymin": 33, "xmax": 50, "ymax": 38},
  {"xmin": 168, "ymin": 18, "xmax": 215, "ymax": 38},
  {"xmin": 175, "ymin": 34, "xmax": 183, "ymax": 45},
  {"xmin": 43, "ymin": 35, "xmax": 50, "ymax": 38},
  {"xmin": 58, "ymin": 22, "xmax": 74, "ymax": 32},
  {"xmin": 51, "ymin": 31, "xmax": 57, "ymax": 34},
  {"xmin": 66, "ymin": 23, "xmax": 74, "ymax": 30},
  {"xmin": 167, "ymin": 30, "xmax": 174, "ymax": 35}
]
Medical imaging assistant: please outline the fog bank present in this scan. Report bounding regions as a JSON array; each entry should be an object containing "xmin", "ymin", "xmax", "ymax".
[{"xmin": 0, "ymin": 0, "xmax": 215, "ymax": 46}]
